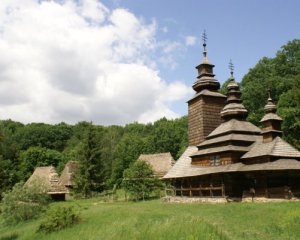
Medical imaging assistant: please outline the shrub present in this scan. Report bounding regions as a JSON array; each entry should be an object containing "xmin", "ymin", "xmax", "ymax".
[
  {"xmin": 1, "ymin": 181, "xmax": 50, "ymax": 224},
  {"xmin": 122, "ymin": 161, "xmax": 163, "ymax": 201},
  {"xmin": 38, "ymin": 205, "xmax": 81, "ymax": 233}
]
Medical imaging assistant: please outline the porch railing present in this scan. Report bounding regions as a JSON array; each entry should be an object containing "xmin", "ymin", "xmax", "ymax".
[{"xmin": 165, "ymin": 184, "xmax": 225, "ymax": 197}]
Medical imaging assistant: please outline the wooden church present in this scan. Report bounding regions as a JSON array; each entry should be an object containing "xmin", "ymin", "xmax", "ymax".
[{"xmin": 163, "ymin": 36, "xmax": 300, "ymax": 201}]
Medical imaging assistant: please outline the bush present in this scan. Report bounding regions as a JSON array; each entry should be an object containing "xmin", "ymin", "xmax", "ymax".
[
  {"xmin": 122, "ymin": 161, "xmax": 163, "ymax": 201},
  {"xmin": 38, "ymin": 205, "xmax": 81, "ymax": 233},
  {"xmin": 1, "ymin": 181, "xmax": 50, "ymax": 224}
]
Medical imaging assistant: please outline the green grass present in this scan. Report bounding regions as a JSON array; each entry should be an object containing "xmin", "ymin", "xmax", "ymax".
[{"xmin": 1, "ymin": 198, "xmax": 300, "ymax": 240}]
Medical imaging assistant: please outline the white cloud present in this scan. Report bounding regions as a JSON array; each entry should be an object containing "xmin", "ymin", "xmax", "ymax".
[
  {"xmin": 185, "ymin": 35, "xmax": 197, "ymax": 46},
  {"xmin": 0, "ymin": 0, "xmax": 191, "ymax": 125},
  {"xmin": 161, "ymin": 26, "xmax": 168, "ymax": 33},
  {"xmin": 156, "ymin": 40, "xmax": 184, "ymax": 70}
]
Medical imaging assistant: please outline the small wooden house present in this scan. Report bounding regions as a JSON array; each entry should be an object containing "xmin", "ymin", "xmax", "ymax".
[
  {"xmin": 25, "ymin": 166, "xmax": 66, "ymax": 200},
  {"xmin": 138, "ymin": 152, "xmax": 175, "ymax": 178}
]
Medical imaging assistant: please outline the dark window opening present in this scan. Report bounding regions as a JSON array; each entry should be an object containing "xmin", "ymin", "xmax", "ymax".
[{"xmin": 210, "ymin": 155, "xmax": 220, "ymax": 166}]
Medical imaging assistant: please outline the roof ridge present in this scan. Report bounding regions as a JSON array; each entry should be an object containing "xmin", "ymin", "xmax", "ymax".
[
  {"xmin": 141, "ymin": 152, "xmax": 171, "ymax": 156},
  {"xmin": 268, "ymin": 136, "xmax": 279, "ymax": 154}
]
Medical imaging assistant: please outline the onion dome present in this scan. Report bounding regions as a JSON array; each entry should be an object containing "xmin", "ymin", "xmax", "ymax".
[
  {"xmin": 261, "ymin": 91, "xmax": 282, "ymax": 122},
  {"xmin": 260, "ymin": 92, "xmax": 282, "ymax": 142},
  {"xmin": 220, "ymin": 61, "xmax": 248, "ymax": 121},
  {"xmin": 192, "ymin": 31, "xmax": 220, "ymax": 93}
]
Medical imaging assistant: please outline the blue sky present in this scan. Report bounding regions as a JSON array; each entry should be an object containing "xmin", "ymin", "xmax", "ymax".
[
  {"xmin": 0, "ymin": 0, "xmax": 299, "ymax": 124},
  {"xmin": 103, "ymin": 0, "xmax": 300, "ymax": 114}
]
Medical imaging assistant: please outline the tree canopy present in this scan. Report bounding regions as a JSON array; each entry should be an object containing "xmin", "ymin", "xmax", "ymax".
[{"xmin": 240, "ymin": 39, "xmax": 300, "ymax": 149}]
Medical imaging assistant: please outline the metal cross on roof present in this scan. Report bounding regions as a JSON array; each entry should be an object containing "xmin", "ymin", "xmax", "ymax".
[
  {"xmin": 229, "ymin": 59, "xmax": 234, "ymax": 77},
  {"xmin": 202, "ymin": 30, "xmax": 207, "ymax": 46}
]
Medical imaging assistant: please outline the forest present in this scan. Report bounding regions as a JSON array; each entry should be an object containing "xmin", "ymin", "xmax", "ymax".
[{"xmin": 0, "ymin": 39, "xmax": 299, "ymax": 197}]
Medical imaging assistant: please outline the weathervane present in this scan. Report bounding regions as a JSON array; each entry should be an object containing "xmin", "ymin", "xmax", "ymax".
[
  {"xmin": 229, "ymin": 59, "xmax": 234, "ymax": 77},
  {"xmin": 202, "ymin": 30, "xmax": 207, "ymax": 61}
]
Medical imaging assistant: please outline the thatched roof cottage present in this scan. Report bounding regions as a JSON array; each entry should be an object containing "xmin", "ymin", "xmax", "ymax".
[
  {"xmin": 138, "ymin": 152, "xmax": 174, "ymax": 178},
  {"xmin": 25, "ymin": 166, "xmax": 66, "ymax": 200}
]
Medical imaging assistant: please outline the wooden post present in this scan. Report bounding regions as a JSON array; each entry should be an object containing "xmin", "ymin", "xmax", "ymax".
[
  {"xmin": 189, "ymin": 181, "xmax": 192, "ymax": 197},
  {"xmin": 199, "ymin": 183, "xmax": 202, "ymax": 197},
  {"xmin": 210, "ymin": 183, "xmax": 213, "ymax": 197},
  {"xmin": 221, "ymin": 174, "xmax": 225, "ymax": 197},
  {"xmin": 181, "ymin": 180, "xmax": 183, "ymax": 197},
  {"xmin": 222, "ymin": 183, "xmax": 225, "ymax": 197}
]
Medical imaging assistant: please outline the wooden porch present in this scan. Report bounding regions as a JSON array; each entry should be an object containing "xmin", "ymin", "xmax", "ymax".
[{"xmin": 166, "ymin": 184, "xmax": 225, "ymax": 198}]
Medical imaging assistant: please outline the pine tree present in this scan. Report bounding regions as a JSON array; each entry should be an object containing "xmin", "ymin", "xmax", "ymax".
[{"xmin": 73, "ymin": 125, "xmax": 105, "ymax": 198}]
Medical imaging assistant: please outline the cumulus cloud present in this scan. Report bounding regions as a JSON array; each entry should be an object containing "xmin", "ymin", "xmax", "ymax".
[
  {"xmin": 185, "ymin": 35, "xmax": 197, "ymax": 46},
  {"xmin": 0, "ymin": 0, "xmax": 192, "ymax": 125}
]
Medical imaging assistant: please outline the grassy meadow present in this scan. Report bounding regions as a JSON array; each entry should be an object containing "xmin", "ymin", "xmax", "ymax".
[{"xmin": 1, "ymin": 198, "xmax": 300, "ymax": 240}]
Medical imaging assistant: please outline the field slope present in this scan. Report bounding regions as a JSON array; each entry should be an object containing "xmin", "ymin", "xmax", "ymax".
[{"xmin": 1, "ymin": 199, "xmax": 300, "ymax": 240}]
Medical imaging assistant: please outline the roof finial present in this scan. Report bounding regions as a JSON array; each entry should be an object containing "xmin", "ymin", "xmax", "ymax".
[
  {"xmin": 229, "ymin": 59, "xmax": 234, "ymax": 78},
  {"xmin": 267, "ymin": 88, "xmax": 272, "ymax": 101},
  {"xmin": 264, "ymin": 88, "xmax": 277, "ymax": 113},
  {"xmin": 202, "ymin": 30, "xmax": 207, "ymax": 61},
  {"xmin": 221, "ymin": 61, "xmax": 248, "ymax": 121}
]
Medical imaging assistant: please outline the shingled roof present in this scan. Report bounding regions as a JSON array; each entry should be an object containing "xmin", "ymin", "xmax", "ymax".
[
  {"xmin": 163, "ymin": 146, "xmax": 244, "ymax": 179},
  {"xmin": 138, "ymin": 152, "xmax": 175, "ymax": 177},
  {"xmin": 260, "ymin": 113, "xmax": 282, "ymax": 122},
  {"xmin": 242, "ymin": 136, "xmax": 300, "ymax": 159},
  {"xmin": 240, "ymin": 159, "xmax": 300, "ymax": 171},
  {"xmin": 163, "ymin": 146, "xmax": 199, "ymax": 179},
  {"xmin": 191, "ymin": 145, "xmax": 251, "ymax": 157},
  {"xmin": 163, "ymin": 155, "xmax": 300, "ymax": 179},
  {"xmin": 206, "ymin": 119, "xmax": 261, "ymax": 139},
  {"xmin": 197, "ymin": 133, "xmax": 262, "ymax": 149},
  {"xmin": 59, "ymin": 161, "xmax": 79, "ymax": 187},
  {"xmin": 188, "ymin": 89, "xmax": 226, "ymax": 102},
  {"xmin": 25, "ymin": 166, "xmax": 66, "ymax": 193}
]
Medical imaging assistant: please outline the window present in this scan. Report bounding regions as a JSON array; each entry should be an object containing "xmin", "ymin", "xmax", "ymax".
[{"xmin": 210, "ymin": 155, "xmax": 220, "ymax": 166}]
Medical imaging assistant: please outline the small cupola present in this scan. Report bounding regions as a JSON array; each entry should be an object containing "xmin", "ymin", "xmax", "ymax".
[
  {"xmin": 192, "ymin": 31, "xmax": 220, "ymax": 93},
  {"xmin": 220, "ymin": 60, "xmax": 248, "ymax": 121},
  {"xmin": 260, "ymin": 92, "xmax": 282, "ymax": 143}
]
